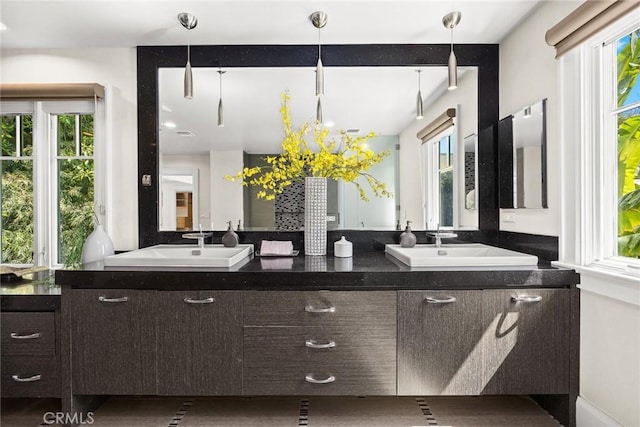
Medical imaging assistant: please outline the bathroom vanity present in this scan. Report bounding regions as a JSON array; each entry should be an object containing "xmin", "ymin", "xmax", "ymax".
[{"xmin": 53, "ymin": 248, "xmax": 580, "ymax": 426}]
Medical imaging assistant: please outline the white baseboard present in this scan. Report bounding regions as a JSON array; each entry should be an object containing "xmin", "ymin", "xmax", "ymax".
[{"xmin": 577, "ymin": 397, "xmax": 622, "ymax": 427}]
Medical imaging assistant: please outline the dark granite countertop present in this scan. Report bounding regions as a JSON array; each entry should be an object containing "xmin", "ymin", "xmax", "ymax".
[
  {"xmin": 1, "ymin": 271, "xmax": 60, "ymax": 311},
  {"xmin": 56, "ymin": 251, "xmax": 579, "ymax": 291}
]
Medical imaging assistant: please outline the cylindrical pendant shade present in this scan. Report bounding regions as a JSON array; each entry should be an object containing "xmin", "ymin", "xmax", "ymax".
[
  {"xmin": 416, "ymin": 90, "xmax": 424, "ymax": 120},
  {"xmin": 316, "ymin": 57, "xmax": 324, "ymax": 96},
  {"xmin": 184, "ymin": 60, "xmax": 193, "ymax": 99},
  {"xmin": 316, "ymin": 97, "xmax": 323, "ymax": 123},
  {"xmin": 218, "ymin": 98, "xmax": 224, "ymax": 127},
  {"xmin": 448, "ymin": 50, "xmax": 458, "ymax": 90}
]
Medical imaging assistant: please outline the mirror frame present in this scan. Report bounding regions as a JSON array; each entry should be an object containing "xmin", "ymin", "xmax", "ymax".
[{"xmin": 137, "ymin": 44, "xmax": 499, "ymax": 247}]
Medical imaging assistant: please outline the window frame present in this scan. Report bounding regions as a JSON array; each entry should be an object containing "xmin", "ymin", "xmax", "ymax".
[
  {"xmin": 0, "ymin": 99, "xmax": 105, "ymax": 268},
  {"xmin": 422, "ymin": 128, "xmax": 458, "ymax": 230},
  {"xmin": 558, "ymin": 11, "xmax": 640, "ymax": 279}
]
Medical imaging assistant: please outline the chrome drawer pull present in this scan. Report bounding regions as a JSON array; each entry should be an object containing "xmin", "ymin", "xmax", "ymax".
[
  {"xmin": 305, "ymin": 340, "xmax": 336, "ymax": 349},
  {"xmin": 12, "ymin": 374, "xmax": 41, "ymax": 383},
  {"xmin": 304, "ymin": 305, "xmax": 336, "ymax": 313},
  {"xmin": 184, "ymin": 297, "xmax": 215, "ymax": 304},
  {"xmin": 511, "ymin": 295, "xmax": 542, "ymax": 303},
  {"xmin": 425, "ymin": 296, "xmax": 457, "ymax": 304},
  {"xmin": 10, "ymin": 332, "xmax": 41, "ymax": 340},
  {"xmin": 98, "ymin": 296, "xmax": 129, "ymax": 303},
  {"xmin": 305, "ymin": 374, "xmax": 336, "ymax": 384}
]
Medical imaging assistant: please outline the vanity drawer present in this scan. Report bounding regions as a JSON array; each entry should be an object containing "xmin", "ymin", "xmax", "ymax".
[
  {"xmin": 1, "ymin": 357, "xmax": 59, "ymax": 397},
  {"xmin": 243, "ymin": 291, "xmax": 396, "ymax": 327},
  {"xmin": 1, "ymin": 312, "xmax": 56, "ymax": 356},
  {"xmin": 243, "ymin": 326, "xmax": 396, "ymax": 395}
]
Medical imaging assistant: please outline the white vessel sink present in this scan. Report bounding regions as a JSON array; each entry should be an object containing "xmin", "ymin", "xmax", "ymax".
[
  {"xmin": 103, "ymin": 244, "xmax": 254, "ymax": 268},
  {"xmin": 385, "ymin": 243, "xmax": 538, "ymax": 267}
]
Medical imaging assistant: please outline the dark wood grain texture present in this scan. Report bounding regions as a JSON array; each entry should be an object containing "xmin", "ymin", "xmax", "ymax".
[
  {"xmin": 1, "ymin": 312, "xmax": 56, "ymax": 356},
  {"xmin": 243, "ymin": 325, "xmax": 396, "ymax": 395},
  {"xmin": 243, "ymin": 291, "xmax": 396, "ymax": 327},
  {"xmin": 397, "ymin": 290, "xmax": 484, "ymax": 395},
  {"xmin": 482, "ymin": 289, "xmax": 569, "ymax": 394},
  {"xmin": 70, "ymin": 289, "xmax": 157, "ymax": 395},
  {"xmin": 157, "ymin": 291, "xmax": 243, "ymax": 395},
  {"xmin": 1, "ymin": 356, "xmax": 59, "ymax": 397}
]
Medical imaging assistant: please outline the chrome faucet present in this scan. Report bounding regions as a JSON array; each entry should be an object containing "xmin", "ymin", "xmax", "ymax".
[
  {"xmin": 182, "ymin": 225, "xmax": 213, "ymax": 248},
  {"xmin": 427, "ymin": 224, "xmax": 458, "ymax": 248}
]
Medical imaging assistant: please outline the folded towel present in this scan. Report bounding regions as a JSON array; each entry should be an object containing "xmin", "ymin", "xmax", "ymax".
[{"xmin": 260, "ymin": 240, "xmax": 294, "ymax": 256}]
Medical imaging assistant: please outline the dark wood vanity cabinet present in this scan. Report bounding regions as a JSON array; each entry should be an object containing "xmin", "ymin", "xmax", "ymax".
[
  {"xmin": 1, "ymin": 312, "xmax": 60, "ymax": 397},
  {"xmin": 70, "ymin": 289, "xmax": 242, "ymax": 396},
  {"xmin": 243, "ymin": 291, "xmax": 397, "ymax": 395},
  {"xmin": 398, "ymin": 290, "xmax": 484, "ymax": 395},
  {"xmin": 70, "ymin": 289, "xmax": 157, "ymax": 395},
  {"xmin": 398, "ymin": 288, "xmax": 570, "ymax": 396},
  {"xmin": 156, "ymin": 291, "xmax": 242, "ymax": 395}
]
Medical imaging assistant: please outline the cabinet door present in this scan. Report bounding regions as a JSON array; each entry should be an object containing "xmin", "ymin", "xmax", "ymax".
[
  {"xmin": 157, "ymin": 291, "xmax": 242, "ymax": 395},
  {"xmin": 71, "ymin": 289, "xmax": 157, "ymax": 395},
  {"xmin": 482, "ymin": 289, "xmax": 569, "ymax": 394},
  {"xmin": 398, "ymin": 290, "xmax": 484, "ymax": 395}
]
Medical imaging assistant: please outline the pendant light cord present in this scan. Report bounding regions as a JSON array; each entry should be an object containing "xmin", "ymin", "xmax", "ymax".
[
  {"xmin": 187, "ymin": 41, "xmax": 191, "ymax": 63},
  {"xmin": 219, "ymin": 68, "xmax": 223, "ymax": 98},
  {"xmin": 318, "ymin": 27, "xmax": 322, "ymax": 63}
]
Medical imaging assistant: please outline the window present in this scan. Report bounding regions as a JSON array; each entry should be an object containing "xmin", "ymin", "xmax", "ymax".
[
  {"xmin": 558, "ymin": 11, "xmax": 640, "ymax": 272},
  {"xmin": 0, "ymin": 100, "xmax": 103, "ymax": 267},
  {"xmin": 612, "ymin": 29, "xmax": 640, "ymax": 259},
  {"xmin": 423, "ymin": 131, "xmax": 455, "ymax": 229}
]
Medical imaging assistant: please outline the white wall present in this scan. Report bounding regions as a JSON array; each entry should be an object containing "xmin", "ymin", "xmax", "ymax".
[
  {"xmin": 161, "ymin": 154, "xmax": 211, "ymax": 230},
  {"xmin": 210, "ymin": 150, "xmax": 244, "ymax": 230},
  {"xmin": 498, "ymin": 0, "xmax": 580, "ymax": 236},
  {"xmin": 399, "ymin": 69, "xmax": 478, "ymax": 229},
  {"xmin": 578, "ymin": 273, "xmax": 640, "ymax": 427},
  {"xmin": 0, "ymin": 48, "xmax": 138, "ymax": 250}
]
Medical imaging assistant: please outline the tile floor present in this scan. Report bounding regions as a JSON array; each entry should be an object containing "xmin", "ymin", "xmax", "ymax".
[{"xmin": 1, "ymin": 396, "xmax": 562, "ymax": 426}]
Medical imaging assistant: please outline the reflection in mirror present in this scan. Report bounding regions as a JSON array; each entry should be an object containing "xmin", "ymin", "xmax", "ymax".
[
  {"xmin": 464, "ymin": 133, "xmax": 478, "ymax": 210},
  {"xmin": 158, "ymin": 66, "xmax": 477, "ymax": 231},
  {"xmin": 499, "ymin": 99, "xmax": 547, "ymax": 209},
  {"xmin": 159, "ymin": 169, "xmax": 199, "ymax": 231}
]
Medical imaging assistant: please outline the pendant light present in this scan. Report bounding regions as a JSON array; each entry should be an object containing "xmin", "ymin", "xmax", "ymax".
[
  {"xmin": 178, "ymin": 12, "xmax": 198, "ymax": 99},
  {"xmin": 310, "ymin": 11, "xmax": 327, "ymax": 123},
  {"xmin": 442, "ymin": 11, "xmax": 461, "ymax": 91},
  {"xmin": 416, "ymin": 69, "xmax": 424, "ymax": 120},
  {"xmin": 217, "ymin": 69, "xmax": 226, "ymax": 127}
]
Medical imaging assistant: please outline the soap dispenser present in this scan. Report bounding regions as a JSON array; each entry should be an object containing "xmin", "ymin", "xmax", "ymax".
[
  {"xmin": 399, "ymin": 221, "xmax": 417, "ymax": 248},
  {"xmin": 221, "ymin": 221, "xmax": 239, "ymax": 247}
]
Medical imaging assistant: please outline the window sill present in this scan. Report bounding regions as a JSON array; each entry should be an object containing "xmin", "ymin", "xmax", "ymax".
[{"xmin": 553, "ymin": 261, "xmax": 640, "ymax": 307}]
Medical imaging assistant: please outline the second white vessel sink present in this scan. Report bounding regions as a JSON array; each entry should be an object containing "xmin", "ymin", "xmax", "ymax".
[
  {"xmin": 103, "ymin": 244, "xmax": 254, "ymax": 268},
  {"xmin": 385, "ymin": 243, "xmax": 538, "ymax": 267}
]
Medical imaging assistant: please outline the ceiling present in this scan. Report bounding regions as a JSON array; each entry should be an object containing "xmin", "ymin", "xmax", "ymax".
[{"xmin": 0, "ymin": 1, "xmax": 547, "ymax": 155}]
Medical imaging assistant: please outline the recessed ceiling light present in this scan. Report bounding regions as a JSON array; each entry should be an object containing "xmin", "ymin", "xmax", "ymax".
[
  {"xmin": 176, "ymin": 130, "xmax": 195, "ymax": 137},
  {"xmin": 324, "ymin": 121, "xmax": 335, "ymax": 128},
  {"xmin": 163, "ymin": 121, "xmax": 177, "ymax": 128},
  {"xmin": 0, "ymin": 22, "xmax": 8, "ymax": 31}
]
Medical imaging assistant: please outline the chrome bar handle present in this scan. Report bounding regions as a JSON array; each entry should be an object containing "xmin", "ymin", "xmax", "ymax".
[
  {"xmin": 305, "ymin": 340, "xmax": 336, "ymax": 349},
  {"xmin": 304, "ymin": 305, "xmax": 336, "ymax": 313},
  {"xmin": 98, "ymin": 296, "xmax": 129, "ymax": 303},
  {"xmin": 12, "ymin": 374, "xmax": 41, "ymax": 382},
  {"xmin": 511, "ymin": 295, "xmax": 543, "ymax": 303},
  {"xmin": 425, "ymin": 296, "xmax": 457, "ymax": 304},
  {"xmin": 305, "ymin": 374, "xmax": 336, "ymax": 384},
  {"xmin": 184, "ymin": 297, "xmax": 215, "ymax": 304},
  {"xmin": 10, "ymin": 332, "xmax": 41, "ymax": 340}
]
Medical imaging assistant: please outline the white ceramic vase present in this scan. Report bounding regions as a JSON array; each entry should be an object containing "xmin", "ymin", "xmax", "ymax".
[
  {"xmin": 81, "ymin": 224, "xmax": 115, "ymax": 264},
  {"xmin": 304, "ymin": 176, "xmax": 327, "ymax": 256}
]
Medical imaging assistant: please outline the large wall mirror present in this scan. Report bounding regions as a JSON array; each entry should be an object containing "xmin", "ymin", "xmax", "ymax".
[
  {"xmin": 137, "ymin": 45, "xmax": 499, "ymax": 246},
  {"xmin": 158, "ymin": 66, "xmax": 476, "ymax": 232},
  {"xmin": 498, "ymin": 99, "xmax": 548, "ymax": 209}
]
